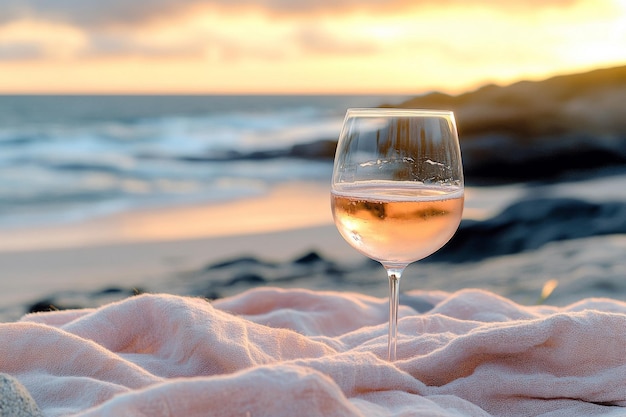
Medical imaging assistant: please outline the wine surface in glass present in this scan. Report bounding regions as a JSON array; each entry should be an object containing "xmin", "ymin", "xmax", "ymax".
[{"xmin": 331, "ymin": 182, "xmax": 464, "ymax": 265}]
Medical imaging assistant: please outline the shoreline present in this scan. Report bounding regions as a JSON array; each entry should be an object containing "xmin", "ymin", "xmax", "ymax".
[
  {"xmin": 0, "ymin": 224, "xmax": 362, "ymax": 316},
  {"xmin": 0, "ymin": 223, "xmax": 367, "ymax": 321},
  {"xmin": 0, "ymin": 181, "xmax": 363, "ymax": 313},
  {"xmin": 6, "ymin": 175, "xmax": 626, "ymax": 321},
  {"xmin": 0, "ymin": 180, "xmax": 509, "ymax": 254},
  {"xmin": 0, "ymin": 179, "xmax": 525, "ymax": 315},
  {"xmin": 0, "ymin": 181, "xmax": 335, "ymax": 253}
]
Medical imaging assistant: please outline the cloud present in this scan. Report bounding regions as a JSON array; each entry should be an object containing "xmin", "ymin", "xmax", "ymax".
[
  {"xmin": 0, "ymin": 20, "xmax": 87, "ymax": 60},
  {"xmin": 0, "ymin": 0, "xmax": 584, "ymax": 29},
  {"xmin": 294, "ymin": 25, "xmax": 379, "ymax": 55},
  {"xmin": 81, "ymin": 33, "xmax": 207, "ymax": 59},
  {"xmin": 0, "ymin": 0, "xmax": 594, "ymax": 65},
  {"xmin": 0, "ymin": 42, "xmax": 46, "ymax": 60}
]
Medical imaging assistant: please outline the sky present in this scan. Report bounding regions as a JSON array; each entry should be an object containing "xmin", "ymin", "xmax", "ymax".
[{"xmin": 0, "ymin": 0, "xmax": 624, "ymax": 94}]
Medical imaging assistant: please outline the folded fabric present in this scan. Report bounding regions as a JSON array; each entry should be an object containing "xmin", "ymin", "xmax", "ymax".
[{"xmin": 1, "ymin": 288, "xmax": 625, "ymax": 416}]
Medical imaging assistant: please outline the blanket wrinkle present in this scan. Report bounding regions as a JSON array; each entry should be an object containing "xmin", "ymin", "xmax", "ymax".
[
  {"xmin": 287, "ymin": 351, "xmax": 425, "ymax": 398},
  {"xmin": 79, "ymin": 294, "xmax": 332, "ymax": 376},
  {"xmin": 79, "ymin": 365, "xmax": 363, "ymax": 417},
  {"xmin": 400, "ymin": 310, "xmax": 626, "ymax": 385},
  {"xmin": 1, "ymin": 288, "xmax": 624, "ymax": 417},
  {"xmin": 428, "ymin": 289, "xmax": 540, "ymax": 322},
  {"xmin": 0, "ymin": 322, "xmax": 155, "ymax": 387},
  {"xmin": 215, "ymin": 287, "xmax": 411, "ymax": 337}
]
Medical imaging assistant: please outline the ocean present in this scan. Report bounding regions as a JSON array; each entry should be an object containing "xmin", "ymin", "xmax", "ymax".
[
  {"xmin": 3, "ymin": 93, "xmax": 626, "ymax": 235},
  {"xmin": 3, "ymin": 93, "xmax": 626, "ymax": 232},
  {"xmin": 0, "ymin": 94, "xmax": 412, "ymax": 229}
]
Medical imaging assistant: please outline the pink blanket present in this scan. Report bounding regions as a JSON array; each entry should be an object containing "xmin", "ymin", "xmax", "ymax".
[{"xmin": 2, "ymin": 288, "xmax": 625, "ymax": 416}]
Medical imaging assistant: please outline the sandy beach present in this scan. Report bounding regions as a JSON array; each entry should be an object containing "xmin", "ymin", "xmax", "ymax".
[
  {"xmin": 0, "ymin": 177, "xmax": 513, "ymax": 318},
  {"xmin": 0, "ymin": 181, "xmax": 363, "ymax": 319},
  {"xmin": 3, "ymin": 175, "xmax": 626, "ymax": 323}
]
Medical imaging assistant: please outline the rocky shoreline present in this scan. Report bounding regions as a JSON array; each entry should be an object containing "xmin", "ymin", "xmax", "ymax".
[
  {"xmin": 15, "ymin": 192, "xmax": 626, "ymax": 321},
  {"xmin": 173, "ymin": 65, "xmax": 626, "ymax": 186}
]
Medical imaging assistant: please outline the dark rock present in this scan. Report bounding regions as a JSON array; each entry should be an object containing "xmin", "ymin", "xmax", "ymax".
[
  {"xmin": 292, "ymin": 251, "xmax": 325, "ymax": 265},
  {"xmin": 26, "ymin": 299, "xmax": 57, "ymax": 314},
  {"xmin": 426, "ymin": 197, "xmax": 626, "ymax": 263},
  {"xmin": 226, "ymin": 273, "xmax": 266, "ymax": 287},
  {"xmin": 324, "ymin": 263, "xmax": 346, "ymax": 277},
  {"xmin": 26, "ymin": 299, "xmax": 84, "ymax": 315},
  {"xmin": 95, "ymin": 286, "xmax": 127, "ymax": 295},
  {"xmin": 288, "ymin": 139, "xmax": 337, "ymax": 159},
  {"xmin": 177, "ymin": 139, "xmax": 337, "ymax": 163},
  {"xmin": 292, "ymin": 251, "xmax": 346, "ymax": 277},
  {"xmin": 204, "ymin": 291, "xmax": 222, "ymax": 301},
  {"xmin": 247, "ymin": 149, "xmax": 287, "ymax": 160},
  {"xmin": 395, "ymin": 65, "xmax": 626, "ymax": 185},
  {"xmin": 592, "ymin": 281, "xmax": 620, "ymax": 292},
  {"xmin": 205, "ymin": 256, "xmax": 275, "ymax": 270},
  {"xmin": 94, "ymin": 286, "xmax": 145, "ymax": 297},
  {"xmin": 461, "ymin": 134, "xmax": 626, "ymax": 185}
]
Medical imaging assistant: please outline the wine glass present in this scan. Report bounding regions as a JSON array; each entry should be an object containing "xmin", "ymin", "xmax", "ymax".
[{"xmin": 330, "ymin": 108, "xmax": 464, "ymax": 361}]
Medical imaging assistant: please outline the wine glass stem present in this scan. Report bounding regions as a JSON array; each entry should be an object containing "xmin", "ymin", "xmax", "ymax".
[{"xmin": 385, "ymin": 266, "xmax": 404, "ymax": 361}]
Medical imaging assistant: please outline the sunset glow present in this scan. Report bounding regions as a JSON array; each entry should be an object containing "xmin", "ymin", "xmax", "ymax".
[{"xmin": 0, "ymin": 0, "xmax": 624, "ymax": 94}]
